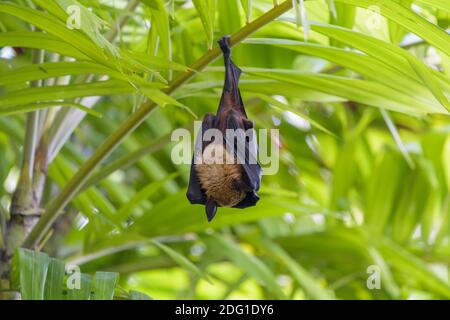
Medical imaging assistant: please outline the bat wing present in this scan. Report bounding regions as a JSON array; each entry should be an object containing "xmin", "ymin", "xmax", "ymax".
[
  {"xmin": 234, "ymin": 190, "xmax": 260, "ymax": 208},
  {"xmin": 224, "ymin": 114, "xmax": 262, "ymax": 209},
  {"xmin": 186, "ymin": 113, "xmax": 216, "ymax": 205},
  {"xmin": 241, "ymin": 122, "xmax": 262, "ymax": 192},
  {"xmin": 235, "ymin": 129, "xmax": 262, "ymax": 208}
]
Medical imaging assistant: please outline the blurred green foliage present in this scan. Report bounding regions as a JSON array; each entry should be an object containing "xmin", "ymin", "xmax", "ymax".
[{"xmin": 0, "ymin": 0, "xmax": 450, "ymax": 300}]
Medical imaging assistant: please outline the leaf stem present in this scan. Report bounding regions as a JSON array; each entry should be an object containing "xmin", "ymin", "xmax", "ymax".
[
  {"xmin": 23, "ymin": 0, "xmax": 294, "ymax": 249},
  {"xmin": 23, "ymin": 49, "xmax": 44, "ymax": 179}
]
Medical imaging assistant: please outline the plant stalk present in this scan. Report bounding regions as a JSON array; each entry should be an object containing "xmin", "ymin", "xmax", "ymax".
[
  {"xmin": 105, "ymin": 0, "xmax": 141, "ymax": 42},
  {"xmin": 23, "ymin": 0, "xmax": 294, "ymax": 249},
  {"xmin": 1, "ymin": 49, "xmax": 44, "ymax": 278}
]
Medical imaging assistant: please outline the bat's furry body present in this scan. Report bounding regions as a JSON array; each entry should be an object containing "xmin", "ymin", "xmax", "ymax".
[
  {"xmin": 195, "ymin": 143, "xmax": 246, "ymax": 207},
  {"xmin": 186, "ymin": 36, "xmax": 262, "ymax": 221}
]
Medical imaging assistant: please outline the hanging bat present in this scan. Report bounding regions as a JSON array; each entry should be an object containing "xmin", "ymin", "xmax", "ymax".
[{"xmin": 186, "ymin": 36, "xmax": 262, "ymax": 222}]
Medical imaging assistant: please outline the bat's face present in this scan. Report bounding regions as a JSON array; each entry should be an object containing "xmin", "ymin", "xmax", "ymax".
[{"xmin": 194, "ymin": 143, "xmax": 246, "ymax": 207}]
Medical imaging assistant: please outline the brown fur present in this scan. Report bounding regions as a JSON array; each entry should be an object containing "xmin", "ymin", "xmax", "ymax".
[{"xmin": 195, "ymin": 143, "xmax": 246, "ymax": 207}]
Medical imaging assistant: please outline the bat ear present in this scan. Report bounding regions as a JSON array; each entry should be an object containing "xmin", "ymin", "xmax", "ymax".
[{"xmin": 206, "ymin": 199, "xmax": 218, "ymax": 222}]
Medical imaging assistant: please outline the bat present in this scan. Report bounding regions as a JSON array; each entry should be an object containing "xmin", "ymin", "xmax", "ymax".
[{"xmin": 186, "ymin": 36, "xmax": 262, "ymax": 222}]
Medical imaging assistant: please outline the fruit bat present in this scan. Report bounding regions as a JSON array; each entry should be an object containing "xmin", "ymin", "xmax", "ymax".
[{"xmin": 186, "ymin": 36, "xmax": 262, "ymax": 222}]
